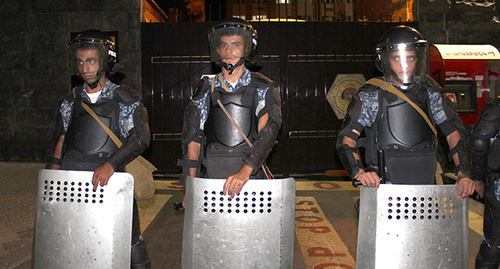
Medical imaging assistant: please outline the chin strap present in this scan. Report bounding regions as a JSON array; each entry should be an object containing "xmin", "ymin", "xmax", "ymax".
[
  {"xmin": 87, "ymin": 71, "xmax": 104, "ymax": 89},
  {"xmin": 220, "ymin": 58, "xmax": 245, "ymax": 75}
]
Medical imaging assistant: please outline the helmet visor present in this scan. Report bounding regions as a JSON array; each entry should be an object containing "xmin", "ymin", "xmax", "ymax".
[
  {"xmin": 208, "ymin": 25, "xmax": 254, "ymax": 62},
  {"xmin": 379, "ymin": 42, "xmax": 427, "ymax": 85}
]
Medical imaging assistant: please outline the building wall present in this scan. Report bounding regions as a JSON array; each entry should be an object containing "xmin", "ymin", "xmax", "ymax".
[
  {"xmin": 0, "ymin": 0, "xmax": 142, "ymax": 161},
  {"xmin": 419, "ymin": 0, "xmax": 499, "ymax": 45},
  {"xmin": 142, "ymin": 0, "xmax": 169, "ymax": 22}
]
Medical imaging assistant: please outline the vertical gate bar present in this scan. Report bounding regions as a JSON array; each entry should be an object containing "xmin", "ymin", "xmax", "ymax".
[
  {"xmin": 304, "ymin": 0, "xmax": 307, "ymax": 21},
  {"xmin": 285, "ymin": 1, "xmax": 288, "ymax": 21},
  {"xmin": 280, "ymin": 22, "xmax": 292, "ymax": 177},
  {"xmin": 218, "ymin": 2, "xmax": 222, "ymax": 21}
]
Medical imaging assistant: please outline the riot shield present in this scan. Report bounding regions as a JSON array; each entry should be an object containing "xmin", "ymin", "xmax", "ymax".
[
  {"xmin": 182, "ymin": 176, "xmax": 296, "ymax": 269},
  {"xmin": 356, "ymin": 184, "xmax": 468, "ymax": 269},
  {"xmin": 34, "ymin": 169, "xmax": 134, "ymax": 269}
]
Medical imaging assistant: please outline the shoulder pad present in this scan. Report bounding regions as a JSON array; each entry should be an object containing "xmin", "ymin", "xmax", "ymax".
[
  {"xmin": 250, "ymin": 72, "xmax": 274, "ymax": 89},
  {"xmin": 358, "ymin": 82, "xmax": 379, "ymax": 93},
  {"xmin": 115, "ymin": 85, "xmax": 142, "ymax": 104},
  {"xmin": 422, "ymin": 75, "xmax": 443, "ymax": 92},
  {"xmin": 480, "ymin": 102, "xmax": 500, "ymax": 121},
  {"xmin": 192, "ymin": 76, "xmax": 211, "ymax": 101}
]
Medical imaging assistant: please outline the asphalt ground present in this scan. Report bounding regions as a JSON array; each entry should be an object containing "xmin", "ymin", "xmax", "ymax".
[{"xmin": 0, "ymin": 162, "xmax": 484, "ymax": 268}]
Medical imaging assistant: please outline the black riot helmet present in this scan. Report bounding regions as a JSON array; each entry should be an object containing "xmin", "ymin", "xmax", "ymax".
[
  {"xmin": 376, "ymin": 26, "xmax": 428, "ymax": 85},
  {"xmin": 69, "ymin": 30, "xmax": 117, "ymax": 75},
  {"xmin": 208, "ymin": 18, "xmax": 258, "ymax": 73}
]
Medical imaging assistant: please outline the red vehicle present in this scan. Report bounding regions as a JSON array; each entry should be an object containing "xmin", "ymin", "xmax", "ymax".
[{"xmin": 429, "ymin": 44, "xmax": 500, "ymax": 126}]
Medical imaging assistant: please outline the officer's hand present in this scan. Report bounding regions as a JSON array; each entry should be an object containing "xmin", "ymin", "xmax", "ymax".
[
  {"xmin": 356, "ymin": 170, "xmax": 381, "ymax": 189},
  {"xmin": 457, "ymin": 177, "xmax": 475, "ymax": 199},
  {"xmin": 92, "ymin": 162, "xmax": 115, "ymax": 191},
  {"xmin": 474, "ymin": 181, "xmax": 485, "ymax": 199},
  {"xmin": 223, "ymin": 164, "xmax": 253, "ymax": 199}
]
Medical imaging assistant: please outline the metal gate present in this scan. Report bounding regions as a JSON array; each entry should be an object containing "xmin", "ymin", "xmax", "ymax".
[{"xmin": 141, "ymin": 21, "xmax": 417, "ymax": 175}]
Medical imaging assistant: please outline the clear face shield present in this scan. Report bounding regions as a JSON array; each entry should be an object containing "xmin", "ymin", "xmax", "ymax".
[
  {"xmin": 208, "ymin": 25, "xmax": 254, "ymax": 63},
  {"xmin": 378, "ymin": 42, "xmax": 428, "ymax": 85}
]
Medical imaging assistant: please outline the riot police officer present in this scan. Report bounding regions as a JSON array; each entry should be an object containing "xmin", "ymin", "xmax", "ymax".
[
  {"xmin": 47, "ymin": 29, "xmax": 151, "ymax": 268},
  {"xmin": 336, "ymin": 25, "xmax": 475, "ymax": 199},
  {"xmin": 179, "ymin": 18, "xmax": 282, "ymax": 201},
  {"xmin": 469, "ymin": 92, "xmax": 500, "ymax": 268}
]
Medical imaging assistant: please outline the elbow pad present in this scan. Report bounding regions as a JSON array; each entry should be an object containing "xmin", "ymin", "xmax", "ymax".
[
  {"xmin": 244, "ymin": 120, "xmax": 279, "ymax": 173},
  {"xmin": 133, "ymin": 105, "xmax": 151, "ymax": 148},
  {"xmin": 439, "ymin": 115, "xmax": 466, "ymax": 137},
  {"xmin": 107, "ymin": 135, "xmax": 148, "ymax": 171},
  {"xmin": 468, "ymin": 137, "xmax": 490, "ymax": 182},
  {"xmin": 181, "ymin": 103, "xmax": 203, "ymax": 145},
  {"xmin": 258, "ymin": 86, "xmax": 282, "ymax": 128},
  {"xmin": 181, "ymin": 78, "xmax": 209, "ymax": 145},
  {"xmin": 335, "ymin": 98, "xmax": 365, "ymax": 180}
]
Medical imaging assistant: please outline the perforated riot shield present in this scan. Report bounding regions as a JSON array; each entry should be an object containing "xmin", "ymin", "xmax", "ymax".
[
  {"xmin": 34, "ymin": 169, "xmax": 134, "ymax": 269},
  {"xmin": 182, "ymin": 176, "xmax": 296, "ymax": 269},
  {"xmin": 356, "ymin": 184, "xmax": 468, "ymax": 269}
]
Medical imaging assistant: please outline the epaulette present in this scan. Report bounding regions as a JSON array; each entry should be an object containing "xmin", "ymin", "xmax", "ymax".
[
  {"xmin": 115, "ymin": 85, "xmax": 142, "ymax": 105},
  {"xmin": 250, "ymin": 72, "xmax": 274, "ymax": 89}
]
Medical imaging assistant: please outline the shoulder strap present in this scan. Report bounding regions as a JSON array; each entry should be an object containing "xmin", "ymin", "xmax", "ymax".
[
  {"xmin": 74, "ymin": 86, "xmax": 123, "ymax": 148},
  {"xmin": 366, "ymin": 78, "xmax": 438, "ymax": 137},
  {"xmin": 217, "ymin": 73, "xmax": 232, "ymax": 92}
]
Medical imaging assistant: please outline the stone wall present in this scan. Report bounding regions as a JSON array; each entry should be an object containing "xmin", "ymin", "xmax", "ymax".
[
  {"xmin": 0, "ymin": 0, "xmax": 142, "ymax": 161},
  {"xmin": 419, "ymin": 0, "xmax": 500, "ymax": 45}
]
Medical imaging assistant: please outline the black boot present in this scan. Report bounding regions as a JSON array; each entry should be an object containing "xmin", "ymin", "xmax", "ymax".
[
  {"xmin": 475, "ymin": 240, "xmax": 500, "ymax": 269},
  {"xmin": 131, "ymin": 236, "xmax": 151, "ymax": 269}
]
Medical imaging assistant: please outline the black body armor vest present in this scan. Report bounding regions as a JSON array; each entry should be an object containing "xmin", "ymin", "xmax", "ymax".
[
  {"xmin": 61, "ymin": 98, "xmax": 121, "ymax": 171},
  {"xmin": 366, "ymin": 86, "xmax": 437, "ymax": 184},
  {"xmin": 202, "ymin": 84, "xmax": 262, "ymax": 179},
  {"xmin": 205, "ymin": 86, "xmax": 258, "ymax": 148}
]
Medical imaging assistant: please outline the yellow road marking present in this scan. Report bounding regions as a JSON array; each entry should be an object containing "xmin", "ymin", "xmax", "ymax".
[
  {"xmin": 468, "ymin": 198, "xmax": 484, "ymax": 235},
  {"xmin": 296, "ymin": 196, "xmax": 356, "ymax": 269},
  {"xmin": 137, "ymin": 194, "xmax": 172, "ymax": 233},
  {"xmin": 469, "ymin": 210, "xmax": 483, "ymax": 235}
]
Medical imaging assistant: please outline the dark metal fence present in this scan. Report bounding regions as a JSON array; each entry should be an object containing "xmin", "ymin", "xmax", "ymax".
[{"xmin": 141, "ymin": 21, "xmax": 417, "ymax": 175}]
